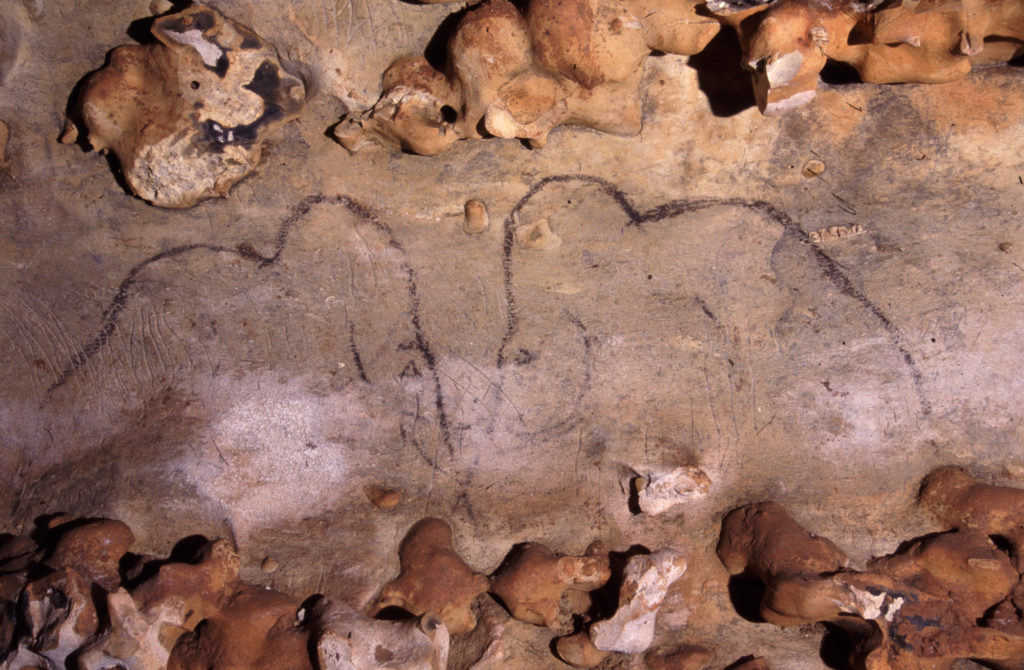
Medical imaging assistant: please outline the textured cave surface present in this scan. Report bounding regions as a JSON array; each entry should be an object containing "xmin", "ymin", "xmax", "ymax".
[{"xmin": 1, "ymin": 1, "xmax": 1023, "ymax": 668}]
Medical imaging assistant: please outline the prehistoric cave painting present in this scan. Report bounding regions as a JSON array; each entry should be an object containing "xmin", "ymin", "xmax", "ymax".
[
  {"xmin": 44, "ymin": 195, "xmax": 439, "ymax": 410},
  {"xmin": 25, "ymin": 177, "xmax": 934, "ymax": 532},
  {"xmin": 23, "ymin": 194, "xmax": 463, "ymax": 534},
  {"xmin": 293, "ymin": 0, "xmax": 418, "ymax": 53},
  {"xmin": 487, "ymin": 174, "xmax": 929, "ymax": 491}
]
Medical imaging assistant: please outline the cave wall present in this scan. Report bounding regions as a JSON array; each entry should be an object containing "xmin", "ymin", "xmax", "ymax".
[{"xmin": 1, "ymin": 1, "xmax": 1023, "ymax": 667}]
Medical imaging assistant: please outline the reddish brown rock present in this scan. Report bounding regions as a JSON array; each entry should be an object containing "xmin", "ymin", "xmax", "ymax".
[
  {"xmin": 490, "ymin": 540, "xmax": 610, "ymax": 633},
  {"xmin": 716, "ymin": 502, "xmax": 847, "ymax": 583},
  {"xmin": 373, "ymin": 518, "xmax": 490, "ymax": 635},
  {"xmin": 167, "ymin": 586, "xmax": 311, "ymax": 670},
  {"xmin": 643, "ymin": 644, "xmax": 713, "ymax": 670},
  {"xmin": 919, "ymin": 466, "xmax": 1024, "ymax": 542},
  {"xmin": 46, "ymin": 518, "xmax": 134, "ymax": 591},
  {"xmin": 717, "ymin": 483, "xmax": 1024, "ymax": 669},
  {"xmin": 556, "ymin": 630, "xmax": 611, "ymax": 668},
  {"xmin": 130, "ymin": 538, "xmax": 241, "ymax": 629}
]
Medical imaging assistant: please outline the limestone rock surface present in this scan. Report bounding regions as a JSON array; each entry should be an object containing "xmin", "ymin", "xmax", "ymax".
[
  {"xmin": 589, "ymin": 548, "xmax": 687, "ymax": 654},
  {"xmin": 64, "ymin": 4, "xmax": 305, "ymax": 208}
]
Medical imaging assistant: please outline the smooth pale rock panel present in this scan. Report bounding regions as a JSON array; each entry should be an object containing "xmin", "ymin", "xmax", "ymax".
[
  {"xmin": 0, "ymin": 2, "xmax": 27, "ymax": 87},
  {"xmin": 63, "ymin": 4, "xmax": 305, "ymax": 208}
]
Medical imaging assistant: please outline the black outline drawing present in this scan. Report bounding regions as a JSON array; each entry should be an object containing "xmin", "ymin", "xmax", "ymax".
[
  {"xmin": 46, "ymin": 175, "xmax": 931, "ymax": 481},
  {"xmin": 45, "ymin": 194, "xmax": 456, "ymax": 455},
  {"xmin": 497, "ymin": 174, "xmax": 930, "ymax": 415}
]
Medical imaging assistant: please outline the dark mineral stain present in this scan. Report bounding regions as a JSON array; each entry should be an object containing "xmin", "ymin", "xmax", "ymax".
[{"xmin": 244, "ymin": 61, "xmax": 284, "ymax": 103}]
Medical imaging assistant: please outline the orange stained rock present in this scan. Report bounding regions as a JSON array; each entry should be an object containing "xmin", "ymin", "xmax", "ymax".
[
  {"xmin": 713, "ymin": 0, "xmax": 865, "ymax": 114},
  {"xmin": 46, "ymin": 518, "xmax": 134, "ymax": 591},
  {"xmin": 920, "ymin": 465, "xmax": 1024, "ymax": 541},
  {"xmin": 712, "ymin": 0, "xmax": 1024, "ymax": 114},
  {"xmin": 378, "ymin": 0, "xmax": 1024, "ymax": 134},
  {"xmin": 130, "ymin": 538, "xmax": 242, "ymax": 631},
  {"xmin": 556, "ymin": 629, "xmax": 611, "ymax": 667},
  {"xmin": 373, "ymin": 518, "xmax": 490, "ymax": 635},
  {"xmin": 336, "ymin": 0, "xmax": 719, "ymax": 154},
  {"xmin": 490, "ymin": 541, "xmax": 610, "ymax": 632},
  {"xmin": 716, "ymin": 502, "xmax": 847, "ymax": 581},
  {"xmin": 643, "ymin": 644, "xmax": 714, "ymax": 670},
  {"xmin": 167, "ymin": 586, "xmax": 311, "ymax": 670}
]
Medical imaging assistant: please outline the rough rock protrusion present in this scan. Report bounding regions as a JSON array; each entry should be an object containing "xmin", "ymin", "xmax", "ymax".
[
  {"xmin": 78, "ymin": 538, "xmax": 242, "ymax": 670},
  {"xmin": 633, "ymin": 465, "xmax": 711, "ymax": 516},
  {"xmin": 335, "ymin": 0, "xmax": 719, "ymax": 155},
  {"xmin": 717, "ymin": 473, "xmax": 1024, "ymax": 669},
  {"xmin": 373, "ymin": 518, "xmax": 490, "ymax": 636},
  {"xmin": 45, "ymin": 518, "xmax": 134, "ymax": 591},
  {"xmin": 446, "ymin": 596, "xmax": 510, "ymax": 669},
  {"xmin": 308, "ymin": 597, "xmax": 449, "ymax": 670},
  {"xmin": 165, "ymin": 587, "xmax": 311, "ymax": 670},
  {"xmin": 62, "ymin": 4, "xmax": 305, "ymax": 208},
  {"xmin": 643, "ymin": 644, "xmax": 713, "ymax": 670},
  {"xmin": 589, "ymin": 548, "xmax": 687, "ymax": 654},
  {"xmin": 463, "ymin": 200, "xmax": 489, "ymax": 234},
  {"xmin": 716, "ymin": 502, "xmax": 847, "ymax": 606},
  {"xmin": 78, "ymin": 587, "xmax": 185, "ymax": 670},
  {"xmin": 711, "ymin": 0, "xmax": 1024, "ymax": 114},
  {"xmin": 919, "ymin": 465, "xmax": 1024, "ymax": 544},
  {"xmin": 555, "ymin": 630, "xmax": 610, "ymax": 667},
  {"xmin": 489, "ymin": 541, "xmax": 610, "ymax": 633},
  {"xmin": 20, "ymin": 568, "xmax": 99, "ymax": 668},
  {"xmin": 357, "ymin": 0, "xmax": 1024, "ymax": 135}
]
